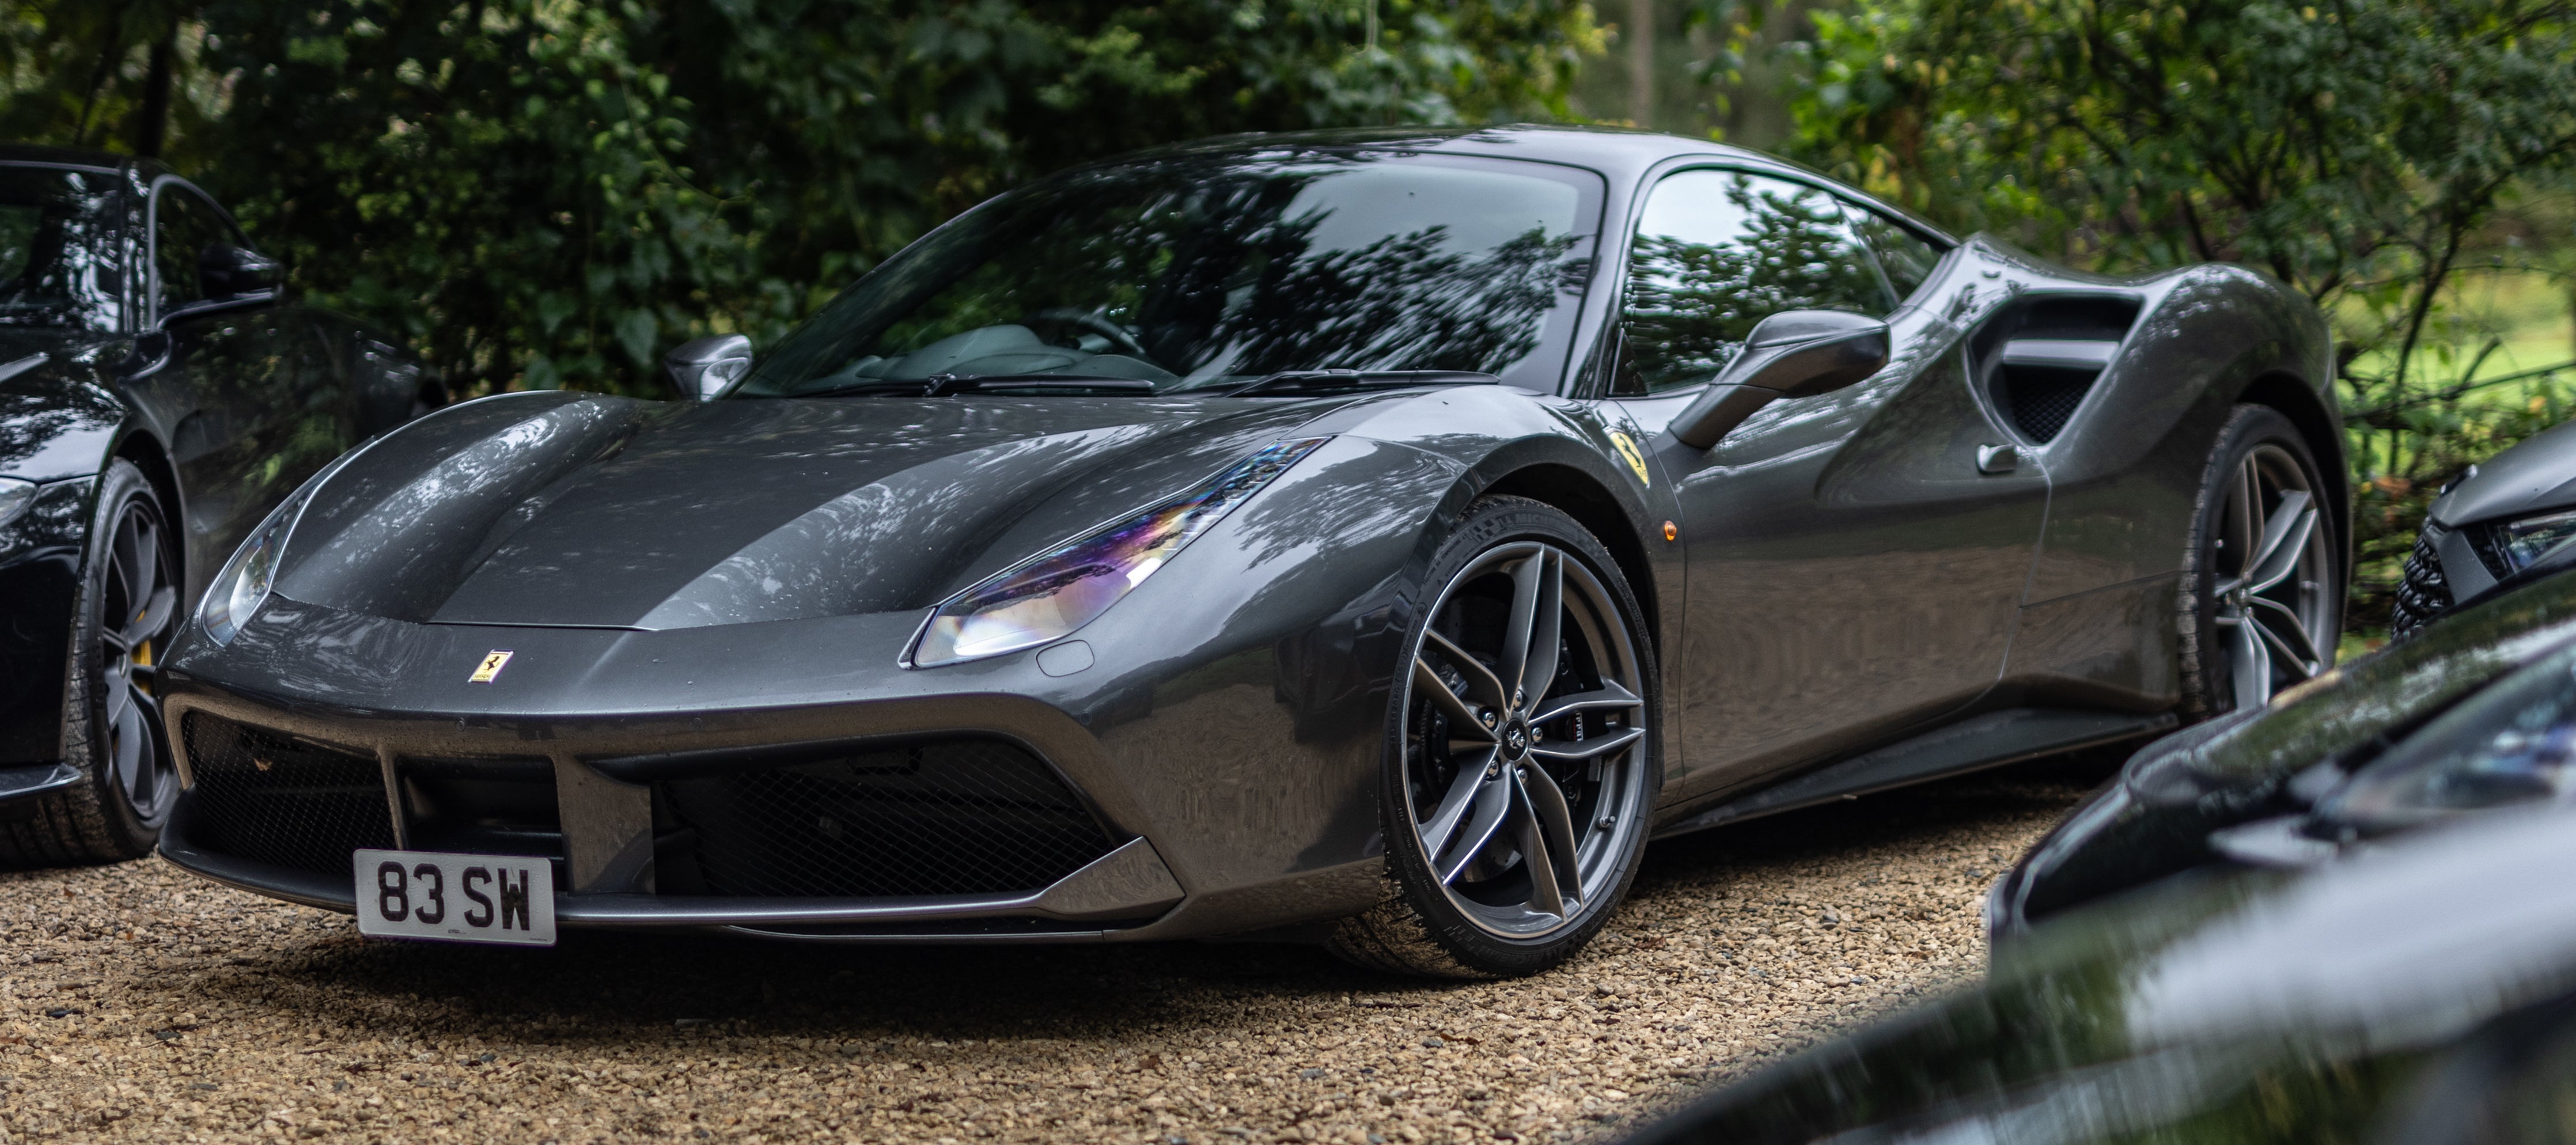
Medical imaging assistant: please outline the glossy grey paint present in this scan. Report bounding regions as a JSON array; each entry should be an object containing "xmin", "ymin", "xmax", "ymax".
[
  {"xmin": 155, "ymin": 126, "xmax": 2338, "ymax": 938},
  {"xmin": 0, "ymin": 148, "xmax": 433, "ymax": 774},
  {"xmin": 2429, "ymin": 416, "xmax": 2576, "ymax": 529}
]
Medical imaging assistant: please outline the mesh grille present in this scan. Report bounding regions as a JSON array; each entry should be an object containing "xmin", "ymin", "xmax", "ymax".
[
  {"xmin": 2002, "ymin": 363, "xmax": 2097, "ymax": 442},
  {"xmin": 2390, "ymin": 524, "xmax": 2454, "ymax": 637},
  {"xmin": 657, "ymin": 740, "xmax": 1115, "ymax": 898},
  {"xmin": 181, "ymin": 713, "xmax": 393, "ymax": 874}
]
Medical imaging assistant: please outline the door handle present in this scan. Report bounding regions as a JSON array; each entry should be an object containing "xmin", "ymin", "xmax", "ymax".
[{"xmin": 1977, "ymin": 443, "xmax": 2020, "ymax": 475}]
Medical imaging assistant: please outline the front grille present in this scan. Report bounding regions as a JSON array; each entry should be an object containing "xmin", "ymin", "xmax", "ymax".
[
  {"xmin": 2390, "ymin": 524, "xmax": 2453, "ymax": 637},
  {"xmin": 181, "ymin": 714, "xmax": 394, "ymax": 875},
  {"xmin": 654, "ymin": 739, "xmax": 1117, "ymax": 898}
]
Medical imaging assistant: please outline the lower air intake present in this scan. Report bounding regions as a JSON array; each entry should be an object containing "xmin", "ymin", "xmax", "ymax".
[
  {"xmin": 180, "ymin": 714, "xmax": 393, "ymax": 875},
  {"xmin": 656, "ymin": 740, "xmax": 1116, "ymax": 898}
]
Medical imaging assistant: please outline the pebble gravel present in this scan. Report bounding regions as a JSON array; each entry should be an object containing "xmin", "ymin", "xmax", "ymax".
[{"xmin": 0, "ymin": 760, "xmax": 2108, "ymax": 1144}]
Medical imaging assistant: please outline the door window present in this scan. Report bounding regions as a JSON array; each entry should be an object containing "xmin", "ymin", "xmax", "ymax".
[
  {"xmin": 1618, "ymin": 170, "xmax": 1892, "ymax": 393},
  {"xmin": 1848, "ymin": 210, "xmax": 1944, "ymax": 302},
  {"xmin": 152, "ymin": 185, "xmax": 237, "ymax": 318}
]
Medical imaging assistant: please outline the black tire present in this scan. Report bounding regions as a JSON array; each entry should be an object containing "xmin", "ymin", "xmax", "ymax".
[
  {"xmin": 1327, "ymin": 496, "xmax": 1660, "ymax": 978},
  {"xmin": 0, "ymin": 461, "xmax": 184, "ymax": 867},
  {"xmin": 2177, "ymin": 405, "xmax": 2343, "ymax": 721}
]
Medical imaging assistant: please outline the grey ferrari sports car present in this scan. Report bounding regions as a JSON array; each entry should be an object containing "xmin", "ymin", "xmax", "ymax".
[{"xmin": 154, "ymin": 126, "xmax": 2345, "ymax": 976}]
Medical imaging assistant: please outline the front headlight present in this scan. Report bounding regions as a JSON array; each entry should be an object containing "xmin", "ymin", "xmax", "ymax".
[
  {"xmin": 196, "ymin": 446, "xmax": 374, "ymax": 644},
  {"xmin": 197, "ymin": 483, "xmax": 312, "ymax": 644},
  {"xmin": 2497, "ymin": 507, "xmax": 2576, "ymax": 571},
  {"xmin": 908, "ymin": 437, "xmax": 1328, "ymax": 668},
  {"xmin": 2311, "ymin": 640, "xmax": 2576, "ymax": 837},
  {"xmin": 0, "ymin": 476, "xmax": 33, "ymax": 529}
]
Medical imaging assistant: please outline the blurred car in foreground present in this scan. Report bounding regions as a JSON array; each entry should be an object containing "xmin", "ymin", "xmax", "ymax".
[
  {"xmin": 0, "ymin": 146, "xmax": 437, "ymax": 867},
  {"xmin": 1989, "ymin": 549, "xmax": 2576, "ymax": 938},
  {"xmin": 1623, "ymin": 801, "xmax": 2576, "ymax": 1144},
  {"xmin": 2392, "ymin": 418, "xmax": 2576, "ymax": 635}
]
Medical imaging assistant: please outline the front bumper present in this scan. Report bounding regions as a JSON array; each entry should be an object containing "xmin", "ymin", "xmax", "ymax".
[{"xmin": 154, "ymin": 594, "xmax": 1397, "ymax": 943}]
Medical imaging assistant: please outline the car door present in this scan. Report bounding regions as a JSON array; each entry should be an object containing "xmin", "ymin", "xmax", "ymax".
[
  {"xmin": 147, "ymin": 181, "xmax": 354, "ymax": 593},
  {"xmin": 1608, "ymin": 168, "xmax": 2051, "ymax": 803}
]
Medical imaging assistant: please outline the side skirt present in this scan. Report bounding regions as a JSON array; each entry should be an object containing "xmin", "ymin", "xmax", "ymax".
[{"xmin": 1651, "ymin": 707, "xmax": 2177, "ymax": 840}]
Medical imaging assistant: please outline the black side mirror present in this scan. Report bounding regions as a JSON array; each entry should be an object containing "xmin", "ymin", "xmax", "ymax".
[
  {"xmin": 666, "ymin": 334, "xmax": 753, "ymax": 401},
  {"xmin": 1668, "ymin": 310, "xmax": 1890, "ymax": 449},
  {"xmin": 198, "ymin": 244, "xmax": 281, "ymax": 301}
]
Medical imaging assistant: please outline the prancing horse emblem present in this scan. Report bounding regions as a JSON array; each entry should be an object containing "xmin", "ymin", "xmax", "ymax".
[{"xmin": 469, "ymin": 650, "xmax": 514, "ymax": 683}]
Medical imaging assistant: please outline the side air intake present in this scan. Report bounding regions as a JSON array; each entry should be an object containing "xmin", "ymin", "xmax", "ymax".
[{"xmin": 1971, "ymin": 295, "xmax": 2142, "ymax": 443}]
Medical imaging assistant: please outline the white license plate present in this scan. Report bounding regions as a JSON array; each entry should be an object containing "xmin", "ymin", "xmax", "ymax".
[{"xmin": 353, "ymin": 849, "xmax": 557, "ymax": 946}]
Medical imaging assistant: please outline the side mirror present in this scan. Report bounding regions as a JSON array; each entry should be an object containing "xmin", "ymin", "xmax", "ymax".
[
  {"xmin": 198, "ymin": 244, "xmax": 281, "ymax": 301},
  {"xmin": 666, "ymin": 334, "xmax": 753, "ymax": 402},
  {"xmin": 1669, "ymin": 310, "xmax": 1890, "ymax": 449}
]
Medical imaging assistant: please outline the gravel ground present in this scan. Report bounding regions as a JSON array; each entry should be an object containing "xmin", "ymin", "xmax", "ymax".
[{"xmin": 0, "ymin": 759, "xmax": 2108, "ymax": 1144}]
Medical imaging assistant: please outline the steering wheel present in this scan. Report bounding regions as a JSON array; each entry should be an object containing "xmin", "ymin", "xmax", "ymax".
[{"xmin": 1027, "ymin": 308, "xmax": 1155, "ymax": 361}]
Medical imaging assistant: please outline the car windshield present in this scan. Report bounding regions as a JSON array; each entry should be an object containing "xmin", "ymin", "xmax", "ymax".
[
  {"xmin": 736, "ymin": 151, "xmax": 1601, "ymax": 397},
  {"xmin": 0, "ymin": 166, "xmax": 124, "ymax": 332}
]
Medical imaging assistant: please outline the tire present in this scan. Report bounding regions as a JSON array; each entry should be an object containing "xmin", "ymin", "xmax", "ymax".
[
  {"xmin": 2177, "ymin": 405, "xmax": 2343, "ymax": 721},
  {"xmin": 1327, "ymin": 496, "xmax": 1660, "ymax": 978},
  {"xmin": 0, "ymin": 461, "xmax": 184, "ymax": 866}
]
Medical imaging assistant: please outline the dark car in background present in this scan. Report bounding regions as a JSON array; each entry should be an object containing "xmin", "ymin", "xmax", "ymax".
[
  {"xmin": 155, "ymin": 126, "xmax": 2343, "ymax": 976},
  {"xmin": 0, "ymin": 146, "xmax": 439, "ymax": 866},
  {"xmin": 2392, "ymin": 416, "xmax": 2576, "ymax": 635}
]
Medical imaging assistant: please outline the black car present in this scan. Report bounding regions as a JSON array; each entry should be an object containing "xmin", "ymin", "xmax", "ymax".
[
  {"xmin": 1623, "ymin": 798, "xmax": 2576, "ymax": 1144},
  {"xmin": 2391, "ymin": 417, "xmax": 2576, "ymax": 635},
  {"xmin": 158, "ymin": 126, "xmax": 2341, "ymax": 976},
  {"xmin": 0, "ymin": 146, "xmax": 438, "ymax": 866},
  {"xmin": 1990, "ymin": 536, "xmax": 2576, "ymax": 939}
]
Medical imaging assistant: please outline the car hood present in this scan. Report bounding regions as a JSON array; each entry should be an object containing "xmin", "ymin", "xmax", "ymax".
[
  {"xmin": 270, "ymin": 389, "xmax": 1364, "ymax": 630},
  {"xmin": 0, "ymin": 330, "xmax": 129, "ymax": 483},
  {"xmin": 2430, "ymin": 416, "xmax": 2576, "ymax": 527},
  {"xmin": 1627, "ymin": 803, "xmax": 2576, "ymax": 1144}
]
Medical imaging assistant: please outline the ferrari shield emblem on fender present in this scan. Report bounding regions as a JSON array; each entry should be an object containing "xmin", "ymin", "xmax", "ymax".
[
  {"xmin": 1609, "ymin": 431, "xmax": 1651, "ymax": 487},
  {"xmin": 469, "ymin": 650, "xmax": 514, "ymax": 683}
]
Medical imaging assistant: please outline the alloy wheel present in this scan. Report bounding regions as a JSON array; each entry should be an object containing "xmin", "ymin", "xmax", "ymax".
[
  {"xmin": 2211, "ymin": 443, "xmax": 2336, "ymax": 710},
  {"xmin": 1401, "ymin": 541, "xmax": 1650, "ymax": 939},
  {"xmin": 97, "ymin": 495, "xmax": 181, "ymax": 824}
]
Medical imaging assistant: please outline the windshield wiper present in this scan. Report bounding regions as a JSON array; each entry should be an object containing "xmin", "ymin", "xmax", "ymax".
[
  {"xmin": 1226, "ymin": 369, "xmax": 1501, "ymax": 397},
  {"xmin": 796, "ymin": 373, "xmax": 1160, "ymax": 397}
]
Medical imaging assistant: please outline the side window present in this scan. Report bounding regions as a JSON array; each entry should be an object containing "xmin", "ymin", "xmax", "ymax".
[
  {"xmin": 152, "ymin": 186, "xmax": 236, "ymax": 317},
  {"xmin": 1618, "ymin": 170, "xmax": 1892, "ymax": 393},
  {"xmin": 1848, "ymin": 210, "xmax": 1942, "ymax": 302}
]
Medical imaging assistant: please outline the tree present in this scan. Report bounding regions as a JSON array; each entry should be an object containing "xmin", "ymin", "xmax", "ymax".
[{"xmin": 0, "ymin": 0, "xmax": 1602, "ymax": 395}]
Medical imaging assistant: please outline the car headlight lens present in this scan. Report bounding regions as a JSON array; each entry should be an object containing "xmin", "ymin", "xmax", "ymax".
[
  {"xmin": 2312, "ymin": 640, "xmax": 2576, "ymax": 837},
  {"xmin": 2498, "ymin": 508, "xmax": 2576, "ymax": 571},
  {"xmin": 0, "ymin": 477, "xmax": 33, "ymax": 529},
  {"xmin": 908, "ymin": 437, "xmax": 1329, "ymax": 668},
  {"xmin": 197, "ymin": 484, "xmax": 312, "ymax": 644}
]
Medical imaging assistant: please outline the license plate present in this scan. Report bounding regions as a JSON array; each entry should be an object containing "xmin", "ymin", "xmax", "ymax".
[{"xmin": 353, "ymin": 849, "xmax": 557, "ymax": 946}]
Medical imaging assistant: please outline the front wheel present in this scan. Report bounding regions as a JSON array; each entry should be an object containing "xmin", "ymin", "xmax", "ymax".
[
  {"xmin": 2179, "ymin": 405, "xmax": 2343, "ymax": 719},
  {"xmin": 1328, "ymin": 496, "xmax": 1657, "ymax": 978},
  {"xmin": 0, "ymin": 460, "xmax": 184, "ymax": 867}
]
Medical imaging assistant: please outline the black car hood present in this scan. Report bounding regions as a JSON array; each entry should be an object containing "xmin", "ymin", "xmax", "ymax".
[
  {"xmin": 272, "ymin": 389, "xmax": 1362, "ymax": 630},
  {"xmin": 0, "ymin": 331, "xmax": 127, "ymax": 483},
  {"xmin": 2429, "ymin": 416, "xmax": 2576, "ymax": 527},
  {"xmin": 1627, "ymin": 804, "xmax": 2576, "ymax": 1144}
]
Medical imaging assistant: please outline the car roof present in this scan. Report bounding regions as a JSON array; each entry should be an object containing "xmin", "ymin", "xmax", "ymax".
[
  {"xmin": 0, "ymin": 144, "xmax": 140, "ymax": 175},
  {"xmin": 1085, "ymin": 124, "xmax": 1955, "ymax": 245}
]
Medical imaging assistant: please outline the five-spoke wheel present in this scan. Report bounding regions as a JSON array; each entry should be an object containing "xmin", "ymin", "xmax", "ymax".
[
  {"xmin": 0, "ymin": 460, "xmax": 181, "ymax": 866},
  {"xmin": 1332, "ymin": 498, "xmax": 1655, "ymax": 977},
  {"xmin": 2185, "ymin": 407, "xmax": 2342, "ymax": 716}
]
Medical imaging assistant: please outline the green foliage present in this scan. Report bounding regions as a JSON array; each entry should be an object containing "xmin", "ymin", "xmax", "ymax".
[
  {"xmin": 1778, "ymin": 0, "xmax": 2576, "ymax": 628},
  {"xmin": 0, "ymin": 0, "xmax": 1601, "ymax": 394}
]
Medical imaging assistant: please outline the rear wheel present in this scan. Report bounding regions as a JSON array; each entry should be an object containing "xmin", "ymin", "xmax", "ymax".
[
  {"xmin": 1328, "ymin": 497, "xmax": 1657, "ymax": 978},
  {"xmin": 2179, "ymin": 406, "xmax": 2342, "ymax": 718},
  {"xmin": 0, "ymin": 461, "xmax": 183, "ymax": 867}
]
